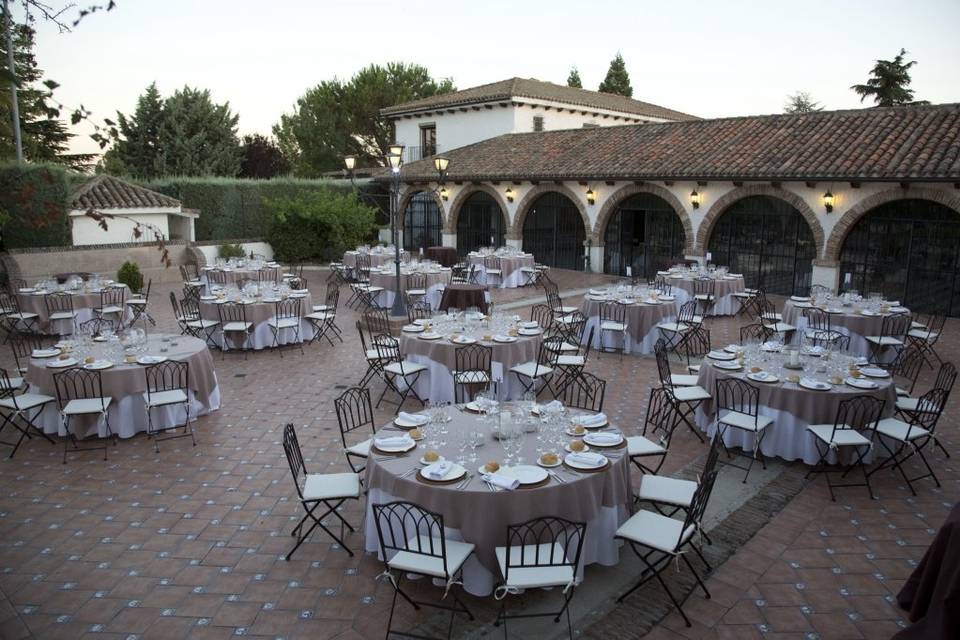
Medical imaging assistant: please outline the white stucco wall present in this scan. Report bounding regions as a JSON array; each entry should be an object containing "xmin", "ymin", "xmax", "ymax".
[{"xmin": 70, "ymin": 211, "xmax": 171, "ymax": 246}]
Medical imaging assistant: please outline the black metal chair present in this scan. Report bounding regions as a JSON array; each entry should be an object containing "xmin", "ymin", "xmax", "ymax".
[
  {"xmin": 657, "ymin": 300, "xmax": 698, "ymax": 353},
  {"xmin": 907, "ymin": 312, "xmax": 946, "ymax": 369},
  {"xmin": 683, "ymin": 326, "xmax": 712, "ymax": 376},
  {"xmin": 95, "ymin": 286, "xmax": 126, "ymax": 325},
  {"xmin": 692, "ymin": 278, "xmax": 716, "ymax": 317},
  {"xmin": 45, "ymin": 292, "xmax": 77, "ymax": 336},
  {"xmin": 9, "ymin": 331, "xmax": 46, "ymax": 375},
  {"xmin": 802, "ymin": 307, "xmax": 846, "ymax": 348},
  {"xmin": 483, "ymin": 255, "xmax": 502, "ymax": 287},
  {"xmin": 871, "ymin": 387, "xmax": 948, "ymax": 495},
  {"xmin": 895, "ymin": 361, "xmax": 956, "ymax": 462},
  {"xmin": 217, "ymin": 301, "xmax": 254, "ymax": 357},
  {"xmin": 627, "ymin": 387, "xmax": 679, "ymax": 476},
  {"xmin": 599, "ymin": 301, "xmax": 628, "ymax": 359},
  {"xmin": 371, "ymin": 500, "xmax": 476, "ymax": 640},
  {"xmin": 557, "ymin": 370, "xmax": 605, "ymax": 412},
  {"xmin": 53, "ymin": 367, "xmax": 114, "ymax": 463},
  {"xmin": 305, "ymin": 284, "xmax": 342, "ymax": 346},
  {"xmin": 268, "ymin": 298, "xmax": 303, "ymax": 357},
  {"xmin": 714, "ymin": 377, "xmax": 774, "ymax": 482},
  {"xmin": 374, "ymin": 334, "xmax": 428, "ymax": 412},
  {"xmin": 0, "ymin": 292, "xmax": 39, "ymax": 337},
  {"xmin": 356, "ymin": 321, "xmax": 388, "ymax": 388},
  {"xmin": 125, "ymin": 278, "xmax": 155, "ymax": 328},
  {"xmin": 890, "ymin": 345, "xmax": 925, "ymax": 399},
  {"xmin": 509, "ymin": 341, "xmax": 555, "ymax": 398},
  {"xmin": 552, "ymin": 327, "xmax": 595, "ymax": 397},
  {"xmin": 206, "ymin": 269, "xmax": 227, "ymax": 288},
  {"xmin": 0, "ymin": 367, "xmax": 55, "ymax": 458},
  {"xmin": 494, "ymin": 517, "xmax": 586, "ymax": 639},
  {"xmin": 143, "ymin": 360, "xmax": 194, "ymax": 452},
  {"xmin": 654, "ymin": 337, "xmax": 708, "ymax": 442},
  {"xmin": 406, "ymin": 299, "xmax": 433, "ymax": 324},
  {"xmin": 865, "ymin": 313, "xmax": 912, "ymax": 366},
  {"xmin": 453, "ymin": 343, "xmax": 492, "ymax": 403},
  {"xmin": 529, "ymin": 303, "xmax": 554, "ymax": 331},
  {"xmin": 282, "ymin": 423, "xmax": 360, "ymax": 560},
  {"xmin": 739, "ymin": 322, "xmax": 772, "ymax": 345},
  {"xmin": 805, "ymin": 395, "xmax": 885, "ymax": 500},
  {"xmin": 334, "ymin": 387, "xmax": 376, "ymax": 475}
]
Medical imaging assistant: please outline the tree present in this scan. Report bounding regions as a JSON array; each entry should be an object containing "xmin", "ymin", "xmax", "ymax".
[
  {"xmin": 566, "ymin": 66, "xmax": 582, "ymax": 88},
  {"xmin": 239, "ymin": 133, "xmax": 289, "ymax": 178},
  {"xmin": 273, "ymin": 62, "xmax": 455, "ymax": 176},
  {"xmin": 105, "ymin": 82, "xmax": 164, "ymax": 178},
  {"xmin": 851, "ymin": 48, "xmax": 928, "ymax": 107},
  {"xmin": 783, "ymin": 91, "xmax": 823, "ymax": 114},
  {"xmin": 0, "ymin": 14, "xmax": 91, "ymax": 169},
  {"xmin": 598, "ymin": 52, "xmax": 633, "ymax": 97}
]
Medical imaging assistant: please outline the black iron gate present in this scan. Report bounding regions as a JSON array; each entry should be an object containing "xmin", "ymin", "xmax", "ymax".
[
  {"xmin": 521, "ymin": 192, "xmax": 585, "ymax": 270},
  {"xmin": 603, "ymin": 194, "xmax": 685, "ymax": 278},
  {"xmin": 403, "ymin": 192, "xmax": 442, "ymax": 251},
  {"xmin": 456, "ymin": 192, "xmax": 505, "ymax": 255}
]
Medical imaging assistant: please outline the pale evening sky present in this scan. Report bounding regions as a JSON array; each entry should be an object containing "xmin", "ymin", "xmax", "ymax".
[{"xmin": 22, "ymin": 0, "xmax": 960, "ymax": 156}]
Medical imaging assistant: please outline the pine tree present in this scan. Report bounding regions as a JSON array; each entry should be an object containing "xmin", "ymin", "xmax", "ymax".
[
  {"xmin": 598, "ymin": 52, "xmax": 633, "ymax": 97},
  {"xmin": 157, "ymin": 87, "xmax": 242, "ymax": 177},
  {"xmin": 566, "ymin": 66, "xmax": 582, "ymax": 88},
  {"xmin": 851, "ymin": 48, "xmax": 928, "ymax": 107},
  {"xmin": 783, "ymin": 91, "xmax": 823, "ymax": 114},
  {"xmin": 108, "ymin": 82, "xmax": 165, "ymax": 178}
]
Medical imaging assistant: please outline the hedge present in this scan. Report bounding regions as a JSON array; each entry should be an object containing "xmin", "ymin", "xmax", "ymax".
[
  {"xmin": 266, "ymin": 188, "xmax": 378, "ymax": 263},
  {"xmin": 141, "ymin": 176, "xmax": 386, "ymax": 241},
  {"xmin": 0, "ymin": 162, "xmax": 71, "ymax": 249}
]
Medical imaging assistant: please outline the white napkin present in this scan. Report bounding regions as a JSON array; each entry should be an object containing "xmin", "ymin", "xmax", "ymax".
[
  {"xmin": 519, "ymin": 321, "xmax": 539, "ymax": 329},
  {"xmin": 538, "ymin": 400, "xmax": 563, "ymax": 413},
  {"xmin": 424, "ymin": 460, "xmax": 453, "ymax": 480},
  {"xmin": 374, "ymin": 435, "xmax": 413, "ymax": 448},
  {"xmin": 397, "ymin": 412, "xmax": 428, "ymax": 425},
  {"xmin": 804, "ymin": 346, "xmax": 825, "ymax": 355},
  {"xmin": 482, "ymin": 472, "xmax": 519, "ymax": 490},
  {"xmin": 800, "ymin": 377, "xmax": 828, "ymax": 389},
  {"xmin": 567, "ymin": 452, "xmax": 606, "ymax": 466},
  {"xmin": 587, "ymin": 432, "xmax": 622, "ymax": 444},
  {"xmin": 572, "ymin": 413, "xmax": 607, "ymax": 427}
]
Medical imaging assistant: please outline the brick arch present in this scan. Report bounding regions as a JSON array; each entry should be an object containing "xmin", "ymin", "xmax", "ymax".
[
  {"xmin": 446, "ymin": 185, "xmax": 509, "ymax": 235},
  {"xmin": 824, "ymin": 187, "xmax": 960, "ymax": 262},
  {"xmin": 397, "ymin": 187, "xmax": 447, "ymax": 229},
  {"xmin": 695, "ymin": 185, "xmax": 825, "ymax": 257},
  {"xmin": 512, "ymin": 185, "xmax": 591, "ymax": 242},
  {"xmin": 592, "ymin": 183, "xmax": 695, "ymax": 253}
]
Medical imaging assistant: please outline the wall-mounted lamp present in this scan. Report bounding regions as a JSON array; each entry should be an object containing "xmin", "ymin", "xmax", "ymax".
[
  {"xmin": 586, "ymin": 188, "xmax": 597, "ymax": 205},
  {"xmin": 690, "ymin": 189, "xmax": 702, "ymax": 209},
  {"xmin": 440, "ymin": 187, "xmax": 448, "ymax": 201},
  {"xmin": 823, "ymin": 191, "xmax": 835, "ymax": 213},
  {"xmin": 505, "ymin": 187, "xmax": 514, "ymax": 203}
]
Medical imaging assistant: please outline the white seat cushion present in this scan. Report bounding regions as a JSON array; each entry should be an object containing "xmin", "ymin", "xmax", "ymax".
[
  {"xmin": 556, "ymin": 355, "xmax": 585, "ymax": 366},
  {"xmin": 601, "ymin": 321, "xmax": 627, "ymax": 332},
  {"xmin": 865, "ymin": 336, "xmax": 903, "ymax": 346},
  {"xmin": 144, "ymin": 389, "xmax": 188, "ymax": 407},
  {"xmin": 895, "ymin": 397, "xmax": 920, "ymax": 412},
  {"xmin": 692, "ymin": 315, "xmax": 704, "ymax": 324},
  {"xmin": 305, "ymin": 312, "xmax": 334, "ymax": 322},
  {"xmin": 125, "ymin": 299, "xmax": 147, "ymax": 306},
  {"xmin": 910, "ymin": 321, "xmax": 926, "ymax": 330},
  {"xmin": 346, "ymin": 438, "xmax": 371, "ymax": 458},
  {"xmin": 806, "ymin": 424, "xmax": 871, "ymax": 447},
  {"xmin": 62, "ymin": 397, "xmax": 112, "ymax": 415},
  {"xmin": 876, "ymin": 417, "xmax": 929, "ymax": 442},
  {"xmin": 545, "ymin": 341, "xmax": 578, "ymax": 353},
  {"xmin": 627, "ymin": 435, "xmax": 666, "ymax": 457},
  {"xmin": 761, "ymin": 312, "xmax": 783, "ymax": 322},
  {"xmin": 384, "ymin": 360, "xmax": 427, "ymax": 376},
  {"xmin": 658, "ymin": 322, "xmax": 690, "ymax": 333},
  {"xmin": 98, "ymin": 306, "xmax": 123, "ymax": 315},
  {"xmin": 636, "ymin": 475, "xmax": 697, "ymax": 507},
  {"xmin": 48, "ymin": 311, "xmax": 76, "ymax": 321},
  {"xmin": 268, "ymin": 317, "xmax": 300, "ymax": 329},
  {"xmin": 764, "ymin": 322, "xmax": 796, "ymax": 333},
  {"xmin": 670, "ymin": 374, "xmax": 699, "ymax": 386},
  {"xmin": 616, "ymin": 510, "xmax": 694, "ymax": 554},
  {"xmin": 406, "ymin": 289, "xmax": 426, "ymax": 296},
  {"xmin": 671, "ymin": 386, "xmax": 711, "ymax": 402},
  {"xmin": 312, "ymin": 304, "xmax": 330, "ymax": 312},
  {"xmin": 495, "ymin": 543, "xmax": 574, "ymax": 589},
  {"xmin": 554, "ymin": 306, "xmax": 577, "ymax": 315},
  {"xmin": 0, "ymin": 392, "xmax": 54, "ymax": 411},
  {"xmin": 694, "ymin": 294, "xmax": 715, "ymax": 301},
  {"xmin": 509, "ymin": 361, "xmax": 553, "ymax": 378},
  {"xmin": 222, "ymin": 321, "xmax": 253, "ymax": 332},
  {"xmin": 302, "ymin": 472, "xmax": 361, "ymax": 501},
  {"xmin": 688, "ymin": 364, "xmax": 701, "ymax": 374},
  {"xmin": 0, "ymin": 377, "xmax": 24, "ymax": 391},
  {"xmin": 718, "ymin": 409, "xmax": 773, "ymax": 432},
  {"xmin": 454, "ymin": 370, "xmax": 490, "ymax": 384},
  {"xmin": 186, "ymin": 319, "xmax": 219, "ymax": 329},
  {"xmin": 388, "ymin": 535, "xmax": 474, "ymax": 578},
  {"xmin": 895, "ymin": 387, "xmax": 909, "ymax": 397},
  {"xmin": 907, "ymin": 329, "xmax": 936, "ymax": 340},
  {"xmin": 732, "ymin": 292, "xmax": 755, "ymax": 299},
  {"xmin": 485, "ymin": 269, "xmax": 502, "ymax": 276}
]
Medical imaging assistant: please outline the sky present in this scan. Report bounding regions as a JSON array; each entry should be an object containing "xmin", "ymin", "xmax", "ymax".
[{"xmin": 21, "ymin": 0, "xmax": 960, "ymax": 156}]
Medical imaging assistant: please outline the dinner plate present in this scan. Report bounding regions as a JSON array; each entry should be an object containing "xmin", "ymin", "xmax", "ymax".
[
  {"xmin": 402, "ymin": 324, "xmax": 424, "ymax": 333},
  {"xmin": 747, "ymin": 372, "xmax": 779, "ymax": 383},
  {"xmin": 643, "ymin": 299, "xmax": 662, "ymax": 305},
  {"xmin": 32, "ymin": 348, "xmax": 61, "ymax": 358},
  {"xmin": 18, "ymin": 287, "xmax": 34, "ymax": 293},
  {"xmin": 845, "ymin": 377, "xmax": 879, "ymax": 389},
  {"xmin": 588, "ymin": 295, "xmax": 608, "ymax": 301},
  {"xmin": 450, "ymin": 336, "xmax": 476, "ymax": 345},
  {"xmin": 499, "ymin": 465, "xmax": 548, "ymax": 485},
  {"xmin": 536, "ymin": 457, "xmax": 562, "ymax": 468},
  {"xmin": 464, "ymin": 401, "xmax": 483, "ymax": 412},
  {"xmin": 394, "ymin": 414, "xmax": 429, "ymax": 428},
  {"xmin": 83, "ymin": 360, "xmax": 113, "ymax": 370},
  {"xmin": 419, "ymin": 463, "xmax": 466, "ymax": 483},
  {"xmin": 618, "ymin": 299, "xmax": 635, "ymax": 305},
  {"xmin": 570, "ymin": 416, "xmax": 608, "ymax": 429},
  {"xmin": 713, "ymin": 361, "xmax": 743, "ymax": 371},
  {"xmin": 493, "ymin": 335, "xmax": 517, "ymax": 343},
  {"xmin": 518, "ymin": 328, "xmax": 542, "ymax": 336},
  {"xmin": 374, "ymin": 438, "xmax": 416, "ymax": 453},
  {"xmin": 790, "ymin": 296, "xmax": 810, "ymax": 302},
  {"xmin": 859, "ymin": 367, "xmax": 890, "ymax": 378},
  {"xmin": 802, "ymin": 347, "xmax": 825, "ymax": 357},
  {"xmin": 859, "ymin": 310, "xmax": 879, "ymax": 316},
  {"xmin": 588, "ymin": 289, "xmax": 607, "ymax": 296},
  {"xmin": 419, "ymin": 332, "xmax": 442, "ymax": 340},
  {"xmin": 137, "ymin": 355, "xmax": 168, "ymax": 365},
  {"xmin": 760, "ymin": 343, "xmax": 783, "ymax": 352},
  {"xmin": 583, "ymin": 432, "xmax": 624, "ymax": 447},
  {"xmin": 707, "ymin": 350, "xmax": 736, "ymax": 361},
  {"xmin": 47, "ymin": 358, "xmax": 77, "ymax": 368},
  {"xmin": 564, "ymin": 453, "xmax": 608, "ymax": 470},
  {"xmin": 723, "ymin": 344, "xmax": 743, "ymax": 353},
  {"xmin": 419, "ymin": 455, "xmax": 445, "ymax": 465},
  {"xmin": 564, "ymin": 427, "xmax": 589, "ymax": 437},
  {"xmin": 93, "ymin": 336, "xmax": 108, "ymax": 342},
  {"xmin": 658, "ymin": 295, "xmax": 676, "ymax": 301},
  {"xmin": 289, "ymin": 293, "xmax": 307, "ymax": 299},
  {"xmin": 200, "ymin": 295, "xmax": 217, "ymax": 301},
  {"xmin": 478, "ymin": 464, "xmax": 503, "ymax": 475},
  {"xmin": 799, "ymin": 379, "xmax": 832, "ymax": 391},
  {"xmin": 564, "ymin": 443, "xmax": 590, "ymax": 453},
  {"xmin": 413, "ymin": 319, "xmax": 429, "ymax": 325}
]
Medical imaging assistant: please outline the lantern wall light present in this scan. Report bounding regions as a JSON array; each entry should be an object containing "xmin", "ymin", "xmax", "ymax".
[
  {"xmin": 505, "ymin": 187, "xmax": 514, "ymax": 203},
  {"xmin": 690, "ymin": 189, "xmax": 702, "ymax": 209},
  {"xmin": 586, "ymin": 188, "xmax": 597, "ymax": 205},
  {"xmin": 823, "ymin": 191, "xmax": 835, "ymax": 213},
  {"xmin": 440, "ymin": 187, "xmax": 448, "ymax": 201}
]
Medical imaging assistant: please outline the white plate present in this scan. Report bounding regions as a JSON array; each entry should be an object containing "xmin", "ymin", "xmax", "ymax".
[
  {"xmin": 845, "ymin": 377, "xmax": 879, "ymax": 389},
  {"xmin": 374, "ymin": 439, "xmax": 416, "ymax": 453},
  {"xmin": 492, "ymin": 335, "xmax": 517, "ymax": 343},
  {"xmin": 32, "ymin": 348, "xmax": 61, "ymax": 358},
  {"xmin": 402, "ymin": 324, "xmax": 424, "ymax": 333},
  {"xmin": 394, "ymin": 414, "xmax": 429, "ymax": 428},
  {"xmin": 499, "ymin": 465, "xmax": 548, "ymax": 485},
  {"xmin": 747, "ymin": 372, "xmax": 779, "ymax": 383},
  {"xmin": 723, "ymin": 344, "xmax": 743, "ymax": 353},
  {"xmin": 137, "ymin": 356, "xmax": 168, "ymax": 365},
  {"xmin": 18, "ymin": 288, "xmax": 35, "ymax": 293},
  {"xmin": 564, "ymin": 427, "xmax": 589, "ymax": 437},
  {"xmin": 419, "ymin": 332, "xmax": 442, "ymax": 340},
  {"xmin": 564, "ymin": 453, "xmax": 608, "ymax": 470},
  {"xmin": 760, "ymin": 343, "xmax": 783, "ymax": 352},
  {"xmin": 413, "ymin": 319, "xmax": 429, "ymax": 326},
  {"xmin": 570, "ymin": 416, "xmax": 608, "ymax": 429},
  {"xmin": 583, "ymin": 432, "xmax": 624, "ymax": 447},
  {"xmin": 890, "ymin": 306, "xmax": 909, "ymax": 313},
  {"xmin": 564, "ymin": 443, "xmax": 590, "ymax": 453},
  {"xmin": 47, "ymin": 358, "xmax": 77, "ymax": 368},
  {"xmin": 83, "ymin": 360, "xmax": 114, "ymax": 370},
  {"xmin": 859, "ymin": 367, "xmax": 890, "ymax": 378},
  {"xmin": 289, "ymin": 293, "xmax": 307, "ymax": 299},
  {"xmin": 420, "ymin": 455, "xmax": 445, "ymax": 465},
  {"xmin": 478, "ymin": 464, "xmax": 503, "ymax": 475},
  {"xmin": 799, "ymin": 379, "xmax": 832, "ymax": 391},
  {"xmin": 708, "ymin": 351, "xmax": 736, "ymax": 361},
  {"xmin": 464, "ymin": 401, "xmax": 494, "ymax": 413},
  {"xmin": 518, "ymin": 328, "xmax": 542, "ymax": 336},
  {"xmin": 519, "ymin": 321, "xmax": 540, "ymax": 329},
  {"xmin": 93, "ymin": 336, "xmax": 108, "ymax": 343},
  {"xmin": 658, "ymin": 295, "xmax": 675, "ymax": 301},
  {"xmin": 419, "ymin": 463, "xmax": 465, "ymax": 482},
  {"xmin": 618, "ymin": 299, "xmax": 635, "ymax": 305},
  {"xmin": 200, "ymin": 295, "xmax": 217, "ymax": 301},
  {"xmin": 536, "ymin": 457, "xmax": 562, "ymax": 468},
  {"xmin": 859, "ymin": 310, "xmax": 879, "ymax": 317},
  {"xmin": 713, "ymin": 361, "xmax": 743, "ymax": 371}
]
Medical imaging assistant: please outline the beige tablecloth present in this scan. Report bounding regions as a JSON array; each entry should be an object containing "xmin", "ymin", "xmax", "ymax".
[
  {"xmin": 363, "ymin": 405, "xmax": 632, "ymax": 595},
  {"xmin": 782, "ymin": 299, "xmax": 910, "ymax": 357},
  {"xmin": 17, "ymin": 285, "xmax": 131, "ymax": 332},
  {"xmin": 369, "ymin": 268, "xmax": 449, "ymax": 308},
  {"xmin": 667, "ymin": 276, "xmax": 745, "ymax": 316},
  {"xmin": 199, "ymin": 293, "xmax": 314, "ymax": 350},
  {"xmin": 342, "ymin": 251, "xmax": 403, "ymax": 270},
  {"xmin": 580, "ymin": 297, "xmax": 679, "ymax": 354},
  {"xmin": 468, "ymin": 254, "xmax": 535, "ymax": 288},
  {"xmin": 202, "ymin": 267, "xmax": 280, "ymax": 286}
]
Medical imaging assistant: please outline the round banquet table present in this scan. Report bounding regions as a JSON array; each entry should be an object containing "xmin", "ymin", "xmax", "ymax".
[
  {"xmin": 664, "ymin": 274, "xmax": 745, "ymax": 316},
  {"xmin": 16, "ymin": 284, "xmax": 132, "ymax": 334},
  {"xmin": 24, "ymin": 334, "xmax": 220, "ymax": 439},
  {"xmin": 362, "ymin": 406, "xmax": 632, "ymax": 595},
  {"xmin": 467, "ymin": 253, "xmax": 535, "ymax": 288},
  {"xmin": 368, "ymin": 267, "xmax": 449, "ymax": 309},
  {"xmin": 198, "ymin": 293, "xmax": 314, "ymax": 350},
  {"xmin": 342, "ymin": 250, "xmax": 404, "ymax": 272},
  {"xmin": 438, "ymin": 283, "xmax": 489, "ymax": 314},
  {"xmin": 694, "ymin": 350, "xmax": 896, "ymax": 465},
  {"xmin": 781, "ymin": 298, "xmax": 911, "ymax": 358},
  {"xmin": 201, "ymin": 265, "xmax": 282, "ymax": 288},
  {"xmin": 400, "ymin": 330, "xmax": 541, "ymax": 404},
  {"xmin": 579, "ymin": 295, "xmax": 679, "ymax": 355},
  {"xmin": 425, "ymin": 246, "xmax": 458, "ymax": 268}
]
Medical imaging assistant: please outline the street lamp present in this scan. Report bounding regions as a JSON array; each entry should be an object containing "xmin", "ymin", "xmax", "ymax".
[
  {"xmin": 385, "ymin": 146, "xmax": 406, "ymax": 317},
  {"xmin": 343, "ymin": 155, "xmax": 356, "ymax": 188}
]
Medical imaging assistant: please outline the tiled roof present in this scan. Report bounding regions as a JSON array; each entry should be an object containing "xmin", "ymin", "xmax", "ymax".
[
  {"xmin": 70, "ymin": 175, "xmax": 181, "ymax": 210},
  {"xmin": 381, "ymin": 77, "xmax": 698, "ymax": 121},
  {"xmin": 396, "ymin": 103, "xmax": 960, "ymax": 182}
]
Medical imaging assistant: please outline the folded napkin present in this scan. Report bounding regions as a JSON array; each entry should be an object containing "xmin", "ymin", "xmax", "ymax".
[
  {"xmin": 572, "ymin": 413, "xmax": 607, "ymax": 426},
  {"xmin": 519, "ymin": 321, "xmax": 539, "ymax": 329},
  {"xmin": 800, "ymin": 377, "xmax": 828, "ymax": 388},
  {"xmin": 567, "ymin": 452, "xmax": 606, "ymax": 466},
  {"xmin": 424, "ymin": 460, "xmax": 453, "ymax": 480},
  {"xmin": 493, "ymin": 334, "xmax": 514, "ymax": 341},
  {"xmin": 482, "ymin": 472, "xmax": 519, "ymax": 490},
  {"xmin": 539, "ymin": 400, "xmax": 563, "ymax": 413},
  {"xmin": 397, "ymin": 412, "xmax": 428, "ymax": 425},
  {"xmin": 374, "ymin": 435, "xmax": 413, "ymax": 448},
  {"xmin": 587, "ymin": 432, "xmax": 622, "ymax": 444}
]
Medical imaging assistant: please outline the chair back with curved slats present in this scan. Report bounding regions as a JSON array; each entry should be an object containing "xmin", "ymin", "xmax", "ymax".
[
  {"xmin": 364, "ymin": 307, "xmax": 392, "ymax": 340},
  {"xmin": 677, "ymin": 300, "xmax": 698, "ymax": 326},
  {"xmin": 373, "ymin": 334, "xmax": 402, "ymax": 365},
  {"xmin": 600, "ymin": 301, "xmax": 626, "ymax": 327},
  {"xmin": 715, "ymin": 377, "xmax": 761, "ymax": 423},
  {"xmin": 145, "ymin": 360, "xmax": 189, "ymax": 399},
  {"xmin": 53, "ymin": 368, "xmax": 107, "ymax": 411},
  {"xmin": 45, "ymin": 292, "xmax": 74, "ymax": 317},
  {"xmin": 273, "ymin": 297, "xmax": 302, "ymax": 323},
  {"xmin": 880, "ymin": 313, "xmax": 912, "ymax": 343},
  {"xmin": 654, "ymin": 337, "xmax": 673, "ymax": 389},
  {"xmin": 684, "ymin": 326, "xmax": 711, "ymax": 367},
  {"xmin": 406, "ymin": 272, "xmax": 426, "ymax": 293},
  {"xmin": 206, "ymin": 270, "xmax": 227, "ymax": 286},
  {"xmin": 803, "ymin": 307, "xmax": 833, "ymax": 334},
  {"xmin": 529, "ymin": 304, "xmax": 554, "ymax": 330},
  {"xmin": 406, "ymin": 300, "xmax": 432, "ymax": 323},
  {"xmin": 334, "ymin": 386, "xmax": 376, "ymax": 449},
  {"xmin": 182, "ymin": 283, "xmax": 201, "ymax": 304},
  {"xmin": 78, "ymin": 317, "xmax": 117, "ymax": 336},
  {"xmin": 218, "ymin": 301, "xmax": 249, "ymax": 327},
  {"xmin": 693, "ymin": 279, "xmax": 715, "ymax": 300},
  {"xmin": 907, "ymin": 387, "xmax": 949, "ymax": 439},
  {"xmin": 558, "ymin": 370, "xmax": 605, "ymax": 411},
  {"xmin": 179, "ymin": 265, "xmax": 192, "ymax": 282},
  {"xmin": 829, "ymin": 395, "xmax": 885, "ymax": 443},
  {"xmin": 9, "ymin": 333, "xmax": 45, "ymax": 373},
  {"xmin": 502, "ymin": 516, "xmax": 586, "ymax": 588},
  {"xmin": 99, "ymin": 286, "xmax": 126, "ymax": 311},
  {"xmin": 558, "ymin": 310, "xmax": 587, "ymax": 346},
  {"xmin": 643, "ymin": 386, "xmax": 679, "ymax": 443},
  {"xmin": 890, "ymin": 346, "xmax": 924, "ymax": 396},
  {"xmin": 372, "ymin": 501, "xmax": 452, "ymax": 578},
  {"xmin": 454, "ymin": 343, "xmax": 492, "ymax": 402},
  {"xmin": 282, "ymin": 423, "xmax": 308, "ymax": 500},
  {"xmin": 674, "ymin": 436, "xmax": 721, "ymax": 552},
  {"xmin": 933, "ymin": 361, "xmax": 957, "ymax": 397}
]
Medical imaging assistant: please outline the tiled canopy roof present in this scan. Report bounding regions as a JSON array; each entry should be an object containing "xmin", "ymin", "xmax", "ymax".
[
  {"xmin": 70, "ymin": 175, "xmax": 181, "ymax": 210},
  {"xmin": 396, "ymin": 103, "xmax": 960, "ymax": 183},
  {"xmin": 381, "ymin": 77, "xmax": 699, "ymax": 122}
]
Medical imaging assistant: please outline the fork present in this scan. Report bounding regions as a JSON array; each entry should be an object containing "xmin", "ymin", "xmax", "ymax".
[{"xmin": 455, "ymin": 473, "xmax": 474, "ymax": 490}]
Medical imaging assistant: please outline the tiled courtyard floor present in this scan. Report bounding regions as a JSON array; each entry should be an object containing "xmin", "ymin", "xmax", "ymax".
[{"xmin": 0, "ymin": 268, "xmax": 955, "ymax": 639}]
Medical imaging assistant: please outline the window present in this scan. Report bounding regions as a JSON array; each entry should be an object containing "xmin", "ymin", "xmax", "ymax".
[
  {"xmin": 533, "ymin": 116, "xmax": 544, "ymax": 132},
  {"xmin": 420, "ymin": 124, "xmax": 436, "ymax": 157}
]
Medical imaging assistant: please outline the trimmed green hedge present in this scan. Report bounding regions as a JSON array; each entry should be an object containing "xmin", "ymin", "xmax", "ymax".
[
  {"xmin": 141, "ymin": 176, "xmax": 384, "ymax": 241},
  {"xmin": 0, "ymin": 162, "xmax": 71, "ymax": 249},
  {"xmin": 266, "ymin": 188, "xmax": 378, "ymax": 263}
]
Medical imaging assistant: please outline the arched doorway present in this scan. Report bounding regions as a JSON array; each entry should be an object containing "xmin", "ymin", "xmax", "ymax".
[
  {"xmin": 706, "ymin": 196, "xmax": 815, "ymax": 295},
  {"xmin": 839, "ymin": 199, "xmax": 960, "ymax": 315},
  {"xmin": 603, "ymin": 193, "xmax": 686, "ymax": 277},
  {"xmin": 456, "ymin": 191, "xmax": 505, "ymax": 255},
  {"xmin": 522, "ymin": 192, "xmax": 585, "ymax": 270},
  {"xmin": 402, "ymin": 192, "xmax": 442, "ymax": 252}
]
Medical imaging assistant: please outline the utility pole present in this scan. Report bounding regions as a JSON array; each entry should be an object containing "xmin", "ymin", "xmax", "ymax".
[{"xmin": 3, "ymin": 0, "xmax": 23, "ymax": 161}]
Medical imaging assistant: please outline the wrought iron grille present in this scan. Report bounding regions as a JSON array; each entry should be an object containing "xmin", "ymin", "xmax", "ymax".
[
  {"xmin": 403, "ymin": 192, "xmax": 442, "ymax": 251},
  {"xmin": 603, "ymin": 194, "xmax": 686, "ymax": 278},
  {"xmin": 456, "ymin": 192, "xmax": 505, "ymax": 255},
  {"xmin": 521, "ymin": 192, "xmax": 585, "ymax": 270}
]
